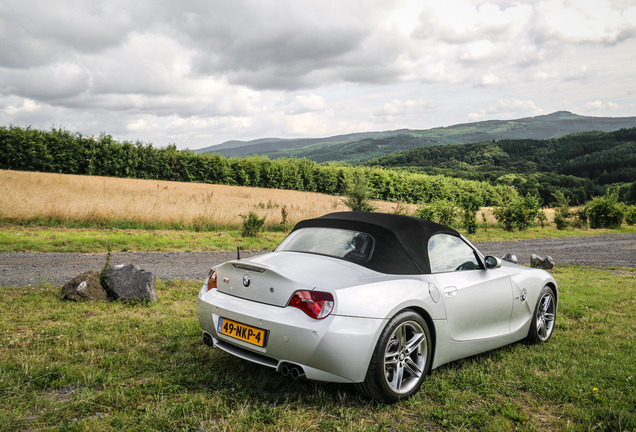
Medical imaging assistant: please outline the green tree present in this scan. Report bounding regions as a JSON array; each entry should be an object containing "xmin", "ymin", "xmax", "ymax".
[{"xmin": 342, "ymin": 177, "xmax": 376, "ymax": 212}]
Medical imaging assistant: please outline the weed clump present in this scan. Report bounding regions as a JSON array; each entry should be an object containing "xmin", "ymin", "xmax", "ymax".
[{"xmin": 240, "ymin": 211, "xmax": 266, "ymax": 237}]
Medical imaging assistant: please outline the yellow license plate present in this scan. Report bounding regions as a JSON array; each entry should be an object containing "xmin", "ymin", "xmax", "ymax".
[{"xmin": 218, "ymin": 317, "xmax": 267, "ymax": 347}]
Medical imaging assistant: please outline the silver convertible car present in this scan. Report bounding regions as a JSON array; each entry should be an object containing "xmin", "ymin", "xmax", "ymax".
[{"xmin": 196, "ymin": 212, "xmax": 557, "ymax": 402}]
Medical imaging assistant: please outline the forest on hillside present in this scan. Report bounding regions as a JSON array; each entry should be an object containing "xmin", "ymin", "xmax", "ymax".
[
  {"xmin": 215, "ymin": 111, "xmax": 636, "ymax": 164},
  {"xmin": 363, "ymin": 128, "xmax": 636, "ymax": 205}
]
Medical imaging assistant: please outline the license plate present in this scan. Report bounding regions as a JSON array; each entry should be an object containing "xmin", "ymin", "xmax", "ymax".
[{"xmin": 217, "ymin": 317, "xmax": 267, "ymax": 347}]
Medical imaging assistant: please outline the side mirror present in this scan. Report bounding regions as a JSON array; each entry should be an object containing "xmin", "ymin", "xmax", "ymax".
[{"xmin": 484, "ymin": 256, "xmax": 502, "ymax": 269}]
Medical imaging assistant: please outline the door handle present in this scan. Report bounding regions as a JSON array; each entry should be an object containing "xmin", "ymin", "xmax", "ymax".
[{"xmin": 443, "ymin": 286, "xmax": 458, "ymax": 297}]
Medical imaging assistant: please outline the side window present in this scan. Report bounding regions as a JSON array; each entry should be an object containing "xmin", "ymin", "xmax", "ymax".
[{"xmin": 428, "ymin": 234, "xmax": 481, "ymax": 273}]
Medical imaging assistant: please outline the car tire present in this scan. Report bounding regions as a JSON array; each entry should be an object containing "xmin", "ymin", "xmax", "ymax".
[
  {"xmin": 356, "ymin": 309, "xmax": 432, "ymax": 403},
  {"xmin": 526, "ymin": 285, "xmax": 557, "ymax": 344}
]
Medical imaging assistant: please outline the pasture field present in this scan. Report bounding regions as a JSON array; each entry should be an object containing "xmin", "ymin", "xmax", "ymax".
[
  {"xmin": 1, "ymin": 267, "xmax": 635, "ymax": 431},
  {"xmin": 0, "ymin": 169, "xmax": 414, "ymax": 231},
  {"xmin": 2, "ymin": 169, "xmax": 635, "ymax": 253}
]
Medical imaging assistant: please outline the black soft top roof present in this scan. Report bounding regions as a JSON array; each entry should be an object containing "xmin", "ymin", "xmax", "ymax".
[{"xmin": 291, "ymin": 212, "xmax": 461, "ymax": 275}]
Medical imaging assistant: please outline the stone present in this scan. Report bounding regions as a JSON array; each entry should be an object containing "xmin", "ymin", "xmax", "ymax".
[
  {"xmin": 531, "ymin": 254, "xmax": 555, "ymax": 270},
  {"xmin": 502, "ymin": 253, "xmax": 518, "ymax": 264},
  {"xmin": 60, "ymin": 270, "xmax": 108, "ymax": 301},
  {"xmin": 107, "ymin": 264, "xmax": 157, "ymax": 301}
]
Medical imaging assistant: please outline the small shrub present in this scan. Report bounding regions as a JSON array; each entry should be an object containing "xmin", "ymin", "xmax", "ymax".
[
  {"xmin": 416, "ymin": 199, "xmax": 458, "ymax": 226},
  {"xmin": 536, "ymin": 210, "xmax": 548, "ymax": 228},
  {"xmin": 481, "ymin": 212, "xmax": 489, "ymax": 230},
  {"xmin": 624, "ymin": 205, "xmax": 636, "ymax": 225},
  {"xmin": 492, "ymin": 189, "xmax": 540, "ymax": 231},
  {"xmin": 553, "ymin": 192, "xmax": 571, "ymax": 230},
  {"xmin": 240, "ymin": 211, "xmax": 266, "ymax": 237},
  {"xmin": 342, "ymin": 177, "xmax": 376, "ymax": 212},
  {"xmin": 586, "ymin": 189, "xmax": 625, "ymax": 229},
  {"xmin": 392, "ymin": 201, "xmax": 409, "ymax": 215},
  {"xmin": 459, "ymin": 194, "xmax": 482, "ymax": 235},
  {"xmin": 433, "ymin": 199, "xmax": 458, "ymax": 227},
  {"xmin": 414, "ymin": 203, "xmax": 436, "ymax": 221},
  {"xmin": 571, "ymin": 207, "xmax": 588, "ymax": 229}
]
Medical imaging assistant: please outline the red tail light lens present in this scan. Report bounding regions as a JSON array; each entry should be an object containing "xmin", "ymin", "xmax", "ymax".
[
  {"xmin": 288, "ymin": 291, "xmax": 334, "ymax": 319},
  {"xmin": 206, "ymin": 270, "xmax": 217, "ymax": 292}
]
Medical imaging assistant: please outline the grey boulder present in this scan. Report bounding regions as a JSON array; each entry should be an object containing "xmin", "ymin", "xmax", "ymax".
[
  {"xmin": 502, "ymin": 253, "xmax": 518, "ymax": 264},
  {"xmin": 108, "ymin": 264, "xmax": 158, "ymax": 302},
  {"xmin": 60, "ymin": 270, "xmax": 108, "ymax": 301},
  {"xmin": 531, "ymin": 254, "xmax": 555, "ymax": 270}
]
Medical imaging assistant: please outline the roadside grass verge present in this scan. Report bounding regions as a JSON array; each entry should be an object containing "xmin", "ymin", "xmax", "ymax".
[
  {"xmin": 1, "ymin": 267, "xmax": 635, "ymax": 431},
  {"xmin": 462, "ymin": 224, "xmax": 636, "ymax": 243},
  {"xmin": 2, "ymin": 223, "xmax": 635, "ymax": 253},
  {"xmin": 0, "ymin": 226, "xmax": 287, "ymax": 253}
]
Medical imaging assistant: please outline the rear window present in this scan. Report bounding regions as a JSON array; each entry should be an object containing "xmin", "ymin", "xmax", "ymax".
[{"xmin": 276, "ymin": 227, "xmax": 374, "ymax": 263}]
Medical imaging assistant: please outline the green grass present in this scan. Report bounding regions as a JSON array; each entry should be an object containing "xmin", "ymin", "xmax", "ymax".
[
  {"xmin": 1, "ymin": 268, "xmax": 635, "ymax": 431},
  {"xmin": 2, "ymin": 223, "xmax": 635, "ymax": 253},
  {"xmin": 0, "ymin": 226, "xmax": 287, "ymax": 253},
  {"xmin": 462, "ymin": 224, "xmax": 636, "ymax": 243}
]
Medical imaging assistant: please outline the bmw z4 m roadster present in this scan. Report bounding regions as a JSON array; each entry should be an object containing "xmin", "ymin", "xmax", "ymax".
[{"xmin": 196, "ymin": 212, "xmax": 558, "ymax": 402}]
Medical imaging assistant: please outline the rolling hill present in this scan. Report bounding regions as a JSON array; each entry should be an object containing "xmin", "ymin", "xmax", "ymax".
[
  {"xmin": 195, "ymin": 111, "xmax": 636, "ymax": 164},
  {"xmin": 364, "ymin": 127, "xmax": 636, "ymax": 205}
]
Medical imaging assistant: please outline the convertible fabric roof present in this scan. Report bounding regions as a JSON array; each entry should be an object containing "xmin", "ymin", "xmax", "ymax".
[{"xmin": 291, "ymin": 212, "xmax": 461, "ymax": 275}]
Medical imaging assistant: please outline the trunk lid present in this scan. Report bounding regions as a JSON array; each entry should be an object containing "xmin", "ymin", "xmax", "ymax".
[{"xmin": 214, "ymin": 251, "xmax": 372, "ymax": 306}]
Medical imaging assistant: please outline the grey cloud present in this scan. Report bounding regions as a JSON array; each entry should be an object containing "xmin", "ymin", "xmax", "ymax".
[
  {"xmin": 0, "ymin": 0, "xmax": 144, "ymax": 68},
  {"xmin": 159, "ymin": 0, "xmax": 416, "ymax": 89},
  {"xmin": 0, "ymin": 64, "xmax": 91, "ymax": 100}
]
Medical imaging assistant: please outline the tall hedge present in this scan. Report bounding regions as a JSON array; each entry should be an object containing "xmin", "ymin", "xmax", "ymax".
[{"xmin": 0, "ymin": 125, "xmax": 506, "ymax": 205}]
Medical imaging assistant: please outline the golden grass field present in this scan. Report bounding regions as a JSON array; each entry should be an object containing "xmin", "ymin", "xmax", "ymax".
[{"xmin": 0, "ymin": 169, "xmax": 424, "ymax": 229}]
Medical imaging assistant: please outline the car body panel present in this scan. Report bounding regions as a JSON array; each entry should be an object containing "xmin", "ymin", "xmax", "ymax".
[
  {"xmin": 197, "ymin": 285, "xmax": 385, "ymax": 383},
  {"xmin": 434, "ymin": 269, "xmax": 513, "ymax": 341},
  {"xmin": 214, "ymin": 252, "xmax": 373, "ymax": 307}
]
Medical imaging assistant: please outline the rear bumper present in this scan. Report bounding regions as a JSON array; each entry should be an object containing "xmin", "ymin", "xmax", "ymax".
[{"xmin": 196, "ymin": 288, "xmax": 385, "ymax": 383}]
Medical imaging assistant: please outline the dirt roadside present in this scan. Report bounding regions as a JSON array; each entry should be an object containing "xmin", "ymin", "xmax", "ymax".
[{"xmin": 1, "ymin": 234, "xmax": 635, "ymax": 287}]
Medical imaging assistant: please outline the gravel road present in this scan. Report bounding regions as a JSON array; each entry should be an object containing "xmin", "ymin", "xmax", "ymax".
[{"xmin": 1, "ymin": 234, "xmax": 635, "ymax": 287}]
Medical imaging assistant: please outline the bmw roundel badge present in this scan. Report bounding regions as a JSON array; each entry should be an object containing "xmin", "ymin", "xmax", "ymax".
[{"xmin": 243, "ymin": 274, "xmax": 251, "ymax": 287}]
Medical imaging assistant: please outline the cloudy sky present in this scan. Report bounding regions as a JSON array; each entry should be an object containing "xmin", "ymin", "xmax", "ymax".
[{"xmin": 1, "ymin": 0, "xmax": 635, "ymax": 150}]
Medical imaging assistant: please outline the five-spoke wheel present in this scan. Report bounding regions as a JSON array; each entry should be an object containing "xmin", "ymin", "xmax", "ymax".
[
  {"xmin": 356, "ymin": 310, "xmax": 431, "ymax": 403},
  {"xmin": 527, "ymin": 285, "xmax": 557, "ymax": 344}
]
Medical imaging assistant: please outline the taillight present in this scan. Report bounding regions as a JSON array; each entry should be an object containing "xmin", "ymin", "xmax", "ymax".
[
  {"xmin": 288, "ymin": 291, "xmax": 334, "ymax": 319},
  {"xmin": 206, "ymin": 270, "xmax": 217, "ymax": 292}
]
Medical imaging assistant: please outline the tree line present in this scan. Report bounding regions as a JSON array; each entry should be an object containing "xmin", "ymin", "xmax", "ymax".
[{"xmin": 0, "ymin": 126, "xmax": 507, "ymax": 205}]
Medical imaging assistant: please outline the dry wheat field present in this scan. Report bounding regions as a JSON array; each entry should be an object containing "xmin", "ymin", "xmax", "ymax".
[{"xmin": 0, "ymin": 169, "xmax": 420, "ymax": 229}]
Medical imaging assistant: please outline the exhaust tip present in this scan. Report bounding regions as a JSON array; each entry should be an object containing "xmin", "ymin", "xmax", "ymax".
[
  {"xmin": 280, "ymin": 364, "xmax": 290, "ymax": 376},
  {"xmin": 203, "ymin": 333, "xmax": 214, "ymax": 347},
  {"xmin": 290, "ymin": 366, "xmax": 305, "ymax": 379}
]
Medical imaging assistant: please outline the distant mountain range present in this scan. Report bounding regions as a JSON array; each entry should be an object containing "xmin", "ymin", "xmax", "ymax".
[{"xmin": 194, "ymin": 111, "xmax": 636, "ymax": 164}]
